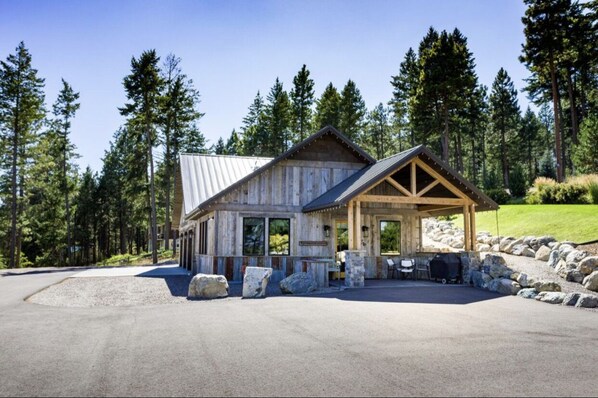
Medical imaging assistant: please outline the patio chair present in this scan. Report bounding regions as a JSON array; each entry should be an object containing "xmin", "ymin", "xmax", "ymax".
[
  {"xmin": 399, "ymin": 259, "xmax": 415, "ymax": 280},
  {"xmin": 414, "ymin": 258, "xmax": 431, "ymax": 281},
  {"xmin": 386, "ymin": 258, "xmax": 398, "ymax": 279}
]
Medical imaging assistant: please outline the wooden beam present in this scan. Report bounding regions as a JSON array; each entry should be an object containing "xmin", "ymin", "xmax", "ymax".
[
  {"xmin": 470, "ymin": 204, "xmax": 476, "ymax": 251},
  {"xmin": 414, "ymin": 158, "xmax": 470, "ymax": 202},
  {"xmin": 385, "ymin": 177, "xmax": 412, "ymax": 197},
  {"xmin": 418, "ymin": 205, "xmax": 462, "ymax": 212},
  {"xmin": 463, "ymin": 205, "xmax": 470, "ymax": 251},
  {"xmin": 359, "ymin": 194, "xmax": 465, "ymax": 206},
  {"xmin": 355, "ymin": 200, "xmax": 361, "ymax": 249},
  {"xmin": 348, "ymin": 200, "xmax": 354, "ymax": 250},
  {"xmin": 416, "ymin": 180, "xmax": 440, "ymax": 197},
  {"xmin": 411, "ymin": 161, "xmax": 417, "ymax": 195}
]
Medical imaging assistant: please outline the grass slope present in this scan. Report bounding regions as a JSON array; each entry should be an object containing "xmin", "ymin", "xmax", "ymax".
[{"xmin": 454, "ymin": 204, "xmax": 598, "ymax": 244}]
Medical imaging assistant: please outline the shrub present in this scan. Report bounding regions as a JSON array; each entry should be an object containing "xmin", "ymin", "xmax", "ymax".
[
  {"xmin": 587, "ymin": 182, "xmax": 598, "ymax": 204},
  {"xmin": 509, "ymin": 165, "xmax": 527, "ymax": 197},
  {"xmin": 485, "ymin": 188, "xmax": 511, "ymax": 205}
]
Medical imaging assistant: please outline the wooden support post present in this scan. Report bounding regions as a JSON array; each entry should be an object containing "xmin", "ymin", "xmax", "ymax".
[
  {"xmin": 463, "ymin": 205, "xmax": 470, "ymax": 251},
  {"xmin": 470, "ymin": 204, "xmax": 476, "ymax": 251},
  {"xmin": 411, "ymin": 161, "xmax": 417, "ymax": 195},
  {"xmin": 355, "ymin": 201, "xmax": 361, "ymax": 249},
  {"xmin": 348, "ymin": 201, "xmax": 355, "ymax": 250}
]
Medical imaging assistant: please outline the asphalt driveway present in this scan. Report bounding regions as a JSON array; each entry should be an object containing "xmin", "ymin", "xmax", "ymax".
[{"xmin": 1, "ymin": 270, "xmax": 597, "ymax": 397}]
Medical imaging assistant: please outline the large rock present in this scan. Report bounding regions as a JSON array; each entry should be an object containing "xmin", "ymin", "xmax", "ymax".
[
  {"xmin": 575, "ymin": 294, "xmax": 598, "ymax": 308},
  {"xmin": 561, "ymin": 292, "xmax": 581, "ymax": 306},
  {"xmin": 471, "ymin": 270, "xmax": 493, "ymax": 289},
  {"xmin": 499, "ymin": 238, "xmax": 515, "ymax": 252},
  {"xmin": 566, "ymin": 270, "xmax": 585, "ymax": 284},
  {"xmin": 558, "ymin": 244, "xmax": 575, "ymax": 259},
  {"xmin": 517, "ymin": 288, "xmax": 538, "ymax": 299},
  {"xmin": 495, "ymin": 279, "xmax": 522, "ymax": 295},
  {"xmin": 504, "ymin": 238, "xmax": 524, "ymax": 254},
  {"xmin": 535, "ymin": 291, "xmax": 566, "ymax": 304},
  {"xmin": 477, "ymin": 244, "xmax": 491, "ymax": 252},
  {"xmin": 520, "ymin": 247, "xmax": 536, "ymax": 258},
  {"xmin": 535, "ymin": 245, "xmax": 552, "ymax": 262},
  {"xmin": 516, "ymin": 273, "xmax": 530, "ymax": 288},
  {"xmin": 483, "ymin": 255, "xmax": 511, "ymax": 279},
  {"xmin": 279, "ymin": 272, "xmax": 317, "ymax": 294},
  {"xmin": 242, "ymin": 267, "xmax": 272, "ymax": 298},
  {"xmin": 547, "ymin": 250, "xmax": 560, "ymax": 268},
  {"xmin": 188, "ymin": 274, "xmax": 229, "ymax": 299},
  {"xmin": 582, "ymin": 271, "xmax": 598, "ymax": 292},
  {"xmin": 533, "ymin": 280, "xmax": 561, "ymax": 292},
  {"xmin": 578, "ymin": 256, "xmax": 598, "ymax": 275},
  {"xmin": 565, "ymin": 250, "xmax": 588, "ymax": 264}
]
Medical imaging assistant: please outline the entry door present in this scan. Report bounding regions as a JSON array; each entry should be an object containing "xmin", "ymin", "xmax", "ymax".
[{"xmin": 334, "ymin": 220, "xmax": 348, "ymax": 276}]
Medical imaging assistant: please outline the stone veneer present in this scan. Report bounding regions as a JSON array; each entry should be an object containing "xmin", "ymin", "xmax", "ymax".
[{"xmin": 344, "ymin": 250, "xmax": 366, "ymax": 288}]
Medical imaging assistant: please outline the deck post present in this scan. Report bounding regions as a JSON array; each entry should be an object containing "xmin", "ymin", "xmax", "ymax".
[
  {"xmin": 355, "ymin": 201, "xmax": 361, "ymax": 249},
  {"xmin": 348, "ymin": 200, "xmax": 355, "ymax": 250},
  {"xmin": 470, "ymin": 204, "xmax": 477, "ymax": 251},
  {"xmin": 463, "ymin": 205, "xmax": 470, "ymax": 251}
]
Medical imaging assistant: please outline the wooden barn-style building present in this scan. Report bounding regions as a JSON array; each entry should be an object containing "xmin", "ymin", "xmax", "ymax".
[{"xmin": 173, "ymin": 126, "xmax": 498, "ymax": 285}]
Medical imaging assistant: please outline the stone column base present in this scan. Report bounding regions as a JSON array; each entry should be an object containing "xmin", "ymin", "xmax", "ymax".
[{"xmin": 344, "ymin": 250, "xmax": 366, "ymax": 288}]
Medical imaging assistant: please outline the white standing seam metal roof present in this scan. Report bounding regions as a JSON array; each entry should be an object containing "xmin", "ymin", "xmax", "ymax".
[{"xmin": 179, "ymin": 154, "xmax": 273, "ymax": 216}]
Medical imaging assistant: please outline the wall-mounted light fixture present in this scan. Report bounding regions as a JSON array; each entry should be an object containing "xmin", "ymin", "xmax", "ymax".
[
  {"xmin": 323, "ymin": 225, "xmax": 331, "ymax": 238},
  {"xmin": 361, "ymin": 225, "xmax": 369, "ymax": 238}
]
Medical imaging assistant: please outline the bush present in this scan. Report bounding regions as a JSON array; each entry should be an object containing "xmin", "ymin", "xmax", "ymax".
[
  {"xmin": 529, "ymin": 182, "xmax": 589, "ymax": 204},
  {"xmin": 485, "ymin": 188, "xmax": 511, "ymax": 205},
  {"xmin": 589, "ymin": 182, "xmax": 598, "ymax": 204},
  {"xmin": 509, "ymin": 165, "xmax": 527, "ymax": 197}
]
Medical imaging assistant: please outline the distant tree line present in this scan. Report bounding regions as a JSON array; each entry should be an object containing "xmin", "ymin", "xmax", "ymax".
[{"xmin": 1, "ymin": 0, "xmax": 597, "ymax": 268}]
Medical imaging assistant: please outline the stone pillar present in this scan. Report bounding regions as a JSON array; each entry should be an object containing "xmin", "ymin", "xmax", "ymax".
[{"xmin": 344, "ymin": 250, "xmax": 366, "ymax": 288}]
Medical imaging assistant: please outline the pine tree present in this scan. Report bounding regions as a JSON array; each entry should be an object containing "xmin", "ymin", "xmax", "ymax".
[
  {"xmin": 390, "ymin": 48, "xmax": 419, "ymax": 147},
  {"xmin": 52, "ymin": 79, "xmax": 80, "ymax": 264},
  {"xmin": 518, "ymin": 108, "xmax": 542, "ymax": 183},
  {"xmin": 363, "ymin": 103, "xmax": 392, "ymax": 159},
  {"xmin": 213, "ymin": 137, "xmax": 226, "ymax": 154},
  {"xmin": 265, "ymin": 78, "xmax": 292, "ymax": 155},
  {"xmin": 290, "ymin": 65, "xmax": 315, "ymax": 142},
  {"xmin": 315, "ymin": 83, "xmax": 341, "ymax": 130},
  {"xmin": 119, "ymin": 50, "xmax": 164, "ymax": 264},
  {"xmin": 74, "ymin": 167, "xmax": 98, "ymax": 265},
  {"xmin": 339, "ymin": 80, "xmax": 366, "ymax": 142},
  {"xmin": 573, "ymin": 115, "xmax": 598, "ymax": 173},
  {"xmin": 0, "ymin": 42, "xmax": 45, "ymax": 268},
  {"xmin": 489, "ymin": 68, "xmax": 521, "ymax": 189},
  {"xmin": 241, "ymin": 92, "xmax": 268, "ymax": 156},
  {"xmin": 225, "ymin": 129, "xmax": 242, "ymax": 155}
]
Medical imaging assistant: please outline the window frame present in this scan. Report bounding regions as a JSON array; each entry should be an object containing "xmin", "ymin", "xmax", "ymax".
[
  {"xmin": 242, "ymin": 217, "xmax": 266, "ymax": 256},
  {"xmin": 379, "ymin": 219, "xmax": 402, "ymax": 256},
  {"xmin": 267, "ymin": 218, "xmax": 291, "ymax": 256}
]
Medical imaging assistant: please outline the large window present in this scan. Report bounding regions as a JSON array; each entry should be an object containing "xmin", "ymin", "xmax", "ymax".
[
  {"xmin": 380, "ymin": 220, "xmax": 401, "ymax": 255},
  {"xmin": 198, "ymin": 220, "xmax": 208, "ymax": 255},
  {"xmin": 268, "ymin": 218, "xmax": 290, "ymax": 256},
  {"xmin": 243, "ymin": 218, "xmax": 265, "ymax": 255}
]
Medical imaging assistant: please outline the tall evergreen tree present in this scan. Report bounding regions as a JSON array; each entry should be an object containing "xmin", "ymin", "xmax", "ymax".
[
  {"xmin": 339, "ymin": 80, "xmax": 366, "ymax": 142},
  {"xmin": 290, "ymin": 65, "xmax": 315, "ymax": 142},
  {"xmin": 213, "ymin": 137, "xmax": 226, "ymax": 154},
  {"xmin": 390, "ymin": 48, "xmax": 419, "ymax": 147},
  {"xmin": 363, "ymin": 103, "xmax": 392, "ymax": 159},
  {"xmin": 241, "ymin": 92, "xmax": 268, "ymax": 156},
  {"xmin": 573, "ymin": 115, "xmax": 598, "ymax": 174},
  {"xmin": 489, "ymin": 68, "xmax": 521, "ymax": 189},
  {"xmin": 52, "ymin": 79, "xmax": 80, "ymax": 264},
  {"xmin": 0, "ymin": 42, "xmax": 45, "ymax": 268},
  {"xmin": 315, "ymin": 83, "xmax": 341, "ymax": 130},
  {"xmin": 225, "ymin": 129, "xmax": 242, "ymax": 155},
  {"xmin": 74, "ymin": 167, "xmax": 98, "ymax": 265},
  {"xmin": 265, "ymin": 78, "xmax": 292, "ymax": 155},
  {"xmin": 119, "ymin": 50, "xmax": 164, "ymax": 264},
  {"xmin": 518, "ymin": 107, "xmax": 542, "ymax": 183}
]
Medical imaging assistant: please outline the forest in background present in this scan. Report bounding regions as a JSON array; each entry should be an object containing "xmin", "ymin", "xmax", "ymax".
[{"xmin": 0, "ymin": 0, "xmax": 597, "ymax": 268}]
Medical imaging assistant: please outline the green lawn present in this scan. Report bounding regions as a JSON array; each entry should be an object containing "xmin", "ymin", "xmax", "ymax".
[{"xmin": 453, "ymin": 204, "xmax": 598, "ymax": 244}]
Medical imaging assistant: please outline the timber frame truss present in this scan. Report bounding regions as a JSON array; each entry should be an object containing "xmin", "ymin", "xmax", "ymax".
[{"xmin": 346, "ymin": 156, "xmax": 477, "ymax": 251}]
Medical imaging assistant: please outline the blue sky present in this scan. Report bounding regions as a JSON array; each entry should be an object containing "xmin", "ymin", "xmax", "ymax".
[{"xmin": 0, "ymin": 0, "xmax": 530, "ymax": 172}]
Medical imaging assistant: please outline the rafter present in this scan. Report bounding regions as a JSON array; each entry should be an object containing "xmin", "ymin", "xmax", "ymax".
[
  {"xmin": 385, "ymin": 177, "xmax": 412, "ymax": 197},
  {"xmin": 416, "ymin": 180, "xmax": 440, "ymax": 197}
]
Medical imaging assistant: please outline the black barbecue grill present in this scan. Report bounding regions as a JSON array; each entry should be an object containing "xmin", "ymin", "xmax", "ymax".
[{"xmin": 429, "ymin": 253, "xmax": 463, "ymax": 284}]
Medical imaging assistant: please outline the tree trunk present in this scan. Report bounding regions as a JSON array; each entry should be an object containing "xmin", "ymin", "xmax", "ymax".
[
  {"xmin": 63, "ymin": 126, "xmax": 72, "ymax": 266},
  {"xmin": 164, "ymin": 142, "xmax": 171, "ymax": 251},
  {"xmin": 501, "ymin": 128, "xmax": 509, "ymax": 189},
  {"xmin": 172, "ymin": 158, "xmax": 178, "ymax": 256},
  {"xmin": 565, "ymin": 69, "xmax": 579, "ymax": 146},
  {"xmin": 549, "ymin": 56, "xmax": 563, "ymax": 182},
  {"xmin": 442, "ymin": 107, "xmax": 449, "ymax": 162},
  {"xmin": 147, "ymin": 125, "xmax": 159, "ymax": 264},
  {"xmin": 9, "ymin": 128, "xmax": 18, "ymax": 268}
]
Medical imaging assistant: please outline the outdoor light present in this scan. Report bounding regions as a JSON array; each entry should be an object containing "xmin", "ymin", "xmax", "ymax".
[
  {"xmin": 361, "ymin": 226, "xmax": 369, "ymax": 238},
  {"xmin": 323, "ymin": 225, "xmax": 331, "ymax": 238}
]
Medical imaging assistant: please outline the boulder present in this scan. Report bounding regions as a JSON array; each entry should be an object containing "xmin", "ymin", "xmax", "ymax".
[
  {"xmin": 517, "ymin": 273, "xmax": 530, "ymax": 288},
  {"xmin": 558, "ymin": 244, "xmax": 575, "ymax": 259},
  {"xmin": 487, "ymin": 278, "xmax": 501, "ymax": 293},
  {"xmin": 509, "ymin": 272, "xmax": 520, "ymax": 281},
  {"xmin": 521, "ymin": 247, "xmax": 536, "ymax": 258},
  {"xmin": 490, "ymin": 236, "xmax": 501, "ymax": 246},
  {"xmin": 477, "ymin": 244, "xmax": 491, "ymax": 252},
  {"xmin": 578, "ymin": 256, "xmax": 598, "ymax": 275},
  {"xmin": 495, "ymin": 279, "xmax": 521, "ymax": 295},
  {"xmin": 517, "ymin": 288, "xmax": 538, "ymax": 299},
  {"xmin": 499, "ymin": 238, "xmax": 515, "ymax": 252},
  {"xmin": 565, "ymin": 270, "xmax": 585, "ymax": 284},
  {"xmin": 279, "ymin": 272, "xmax": 317, "ymax": 294},
  {"xmin": 575, "ymin": 294, "xmax": 598, "ymax": 308},
  {"xmin": 242, "ymin": 267, "xmax": 273, "ymax": 298},
  {"xmin": 547, "ymin": 250, "xmax": 560, "ymax": 268},
  {"xmin": 471, "ymin": 270, "xmax": 493, "ymax": 289},
  {"xmin": 548, "ymin": 241, "xmax": 559, "ymax": 249},
  {"xmin": 565, "ymin": 250, "xmax": 588, "ymax": 264},
  {"xmin": 504, "ymin": 238, "xmax": 524, "ymax": 254},
  {"xmin": 561, "ymin": 292, "xmax": 581, "ymax": 306},
  {"xmin": 483, "ymin": 255, "xmax": 511, "ymax": 279},
  {"xmin": 533, "ymin": 280, "xmax": 562, "ymax": 292},
  {"xmin": 188, "ymin": 274, "xmax": 229, "ymax": 299},
  {"xmin": 535, "ymin": 291, "xmax": 566, "ymax": 304},
  {"xmin": 491, "ymin": 244, "xmax": 500, "ymax": 252},
  {"xmin": 534, "ymin": 245, "xmax": 552, "ymax": 262},
  {"xmin": 582, "ymin": 271, "xmax": 598, "ymax": 292},
  {"xmin": 510, "ymin": 244, "xmax": 528, "ymax": 256}
]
